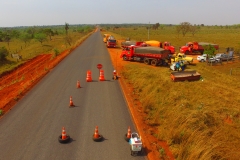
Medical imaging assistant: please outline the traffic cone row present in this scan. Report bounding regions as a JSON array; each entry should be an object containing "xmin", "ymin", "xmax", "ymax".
[{"xmin": 59, "ymin": 126, "xmax": 134, "ymax": 143}]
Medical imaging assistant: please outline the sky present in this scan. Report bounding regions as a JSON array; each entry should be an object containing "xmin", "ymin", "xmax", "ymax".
[{"xmin": 0, "ymin": 0, "xmax": 239, "ymax": 27}]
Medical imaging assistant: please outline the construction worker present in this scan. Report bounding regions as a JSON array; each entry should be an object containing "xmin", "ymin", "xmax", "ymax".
[{"xmin": 112, "ymin": 70, "xmax": 118, "ymax": 80}]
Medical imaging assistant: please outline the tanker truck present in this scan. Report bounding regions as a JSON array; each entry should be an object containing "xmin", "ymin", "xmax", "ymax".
[
  {"xmin": 120, "ymin": 46, "xmax": 170, "ymax": 66},
  {"xmin": 144, "ymin": 40, "xmax": 175, "ymax": 54}
]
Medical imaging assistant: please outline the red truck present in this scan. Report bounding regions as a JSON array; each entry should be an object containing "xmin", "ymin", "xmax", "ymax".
[
  {"xmin": 106, "ymin": 36, "xmax": 117, "ymax": 48},
  {"xmin": 121, "ymin": 41, "xmax": 147, "ymax": 48},
  {"xmin": 144, "ymin": 40, "xmax": 175, "ymax": 54},
  {"xmin": 121, "ymin": 40, "xmax": 175, "ymax": 54},
  {"xmin": 120, "ymin": 46, "xmax": 170, "ymax": 66},
  {"xmin": 180, "ymin": 42, "xmax": 219, "ymax": 55}
]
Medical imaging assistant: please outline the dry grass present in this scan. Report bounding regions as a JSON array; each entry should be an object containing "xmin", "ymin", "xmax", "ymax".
[
  {"xmin": 120, "ymin": 59, "xmax": 240, "ymax": 159},
  {"xmin": 106, "ymin": 28, "xmax": 240, "ymax": 159}
]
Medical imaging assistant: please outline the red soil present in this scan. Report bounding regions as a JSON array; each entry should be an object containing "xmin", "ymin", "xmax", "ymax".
[{"xmin": 0, "ymin": 50, "xmax": 70, "ymax": 114}]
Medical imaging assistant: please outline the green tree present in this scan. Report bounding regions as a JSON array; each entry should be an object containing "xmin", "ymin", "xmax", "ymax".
[
  {"xmin": 34, "ymin": 33, "xmax": 47, "ymax": 45},
  {"xmin": 65, "ymin": 23, "xmax": 69, "ymax": 35},
  {"xmin": 0, "ymin": 46, "xmax": 9, "ymax": 60},
  {"xmin": 203, "ymin": 45, "xmax": 216, "ymax": 57},
  {"xmin": 44, "ymin": 28, "xmax": 54, "ymax": 40},
  {"xmin": 26, "ymin": 26, "xmax": 36, "ymax": 38},
  {"xmin": 20, "ymin": 33, "xmax": 31, "ymax": 47},
  {"xmin": 177, "ymin": 22, "xmax": 191, "ymax": 37}
]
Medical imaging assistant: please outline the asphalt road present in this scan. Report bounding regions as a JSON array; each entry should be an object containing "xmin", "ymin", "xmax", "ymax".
[{"xmin": 0, "ymin": 31, "xmax": 147, "ymax": 160}]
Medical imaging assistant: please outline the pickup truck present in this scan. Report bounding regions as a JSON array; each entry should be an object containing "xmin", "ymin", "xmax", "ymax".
[
  {"xmin": 215, "ymin": 53, "xmax": 233, "ymax": 61},
  {"xmin": 197, "ymin": 54, "xmax": 208, "ymax": 62}
]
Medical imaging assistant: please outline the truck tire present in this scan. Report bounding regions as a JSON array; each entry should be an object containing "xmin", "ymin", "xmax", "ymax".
[
  {"xmin": 123, "ymin": 56, "xmax": 127, "ymax": 61},
  {"xmin": 185, "ymin": 50, "xmax": 190, "ymax": 55},
  {"xmin": 151, "ymin": 59, "xmax": 157, "ymax": 66},
  {"xmin": 144, "ymin": 58, "xmax": 150, "ymax": 65}
]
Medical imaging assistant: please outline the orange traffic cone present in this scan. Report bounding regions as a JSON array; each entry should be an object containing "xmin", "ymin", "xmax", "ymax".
[
  {"xmin": 127, "ymin": 126, "xmax": 131, "ymax": 139},
  {"xmin": 62, "ymin": 127, "xmax": 67, "ymax": 140},
  {"xmin": 77, "ymin": 80, "xmax": 81, "ymax": 88},
  {"xmin": 69, "ymin": 96, "xmax": 74, "ymax": 107},
  {"xmin": 58, "ymin": 126, "xmax": 70, "ymax": 143},
  {"xmin": 124, "ymin": 126, "xmax": 131, "ymax": 142},
  {"xmin": 99, "ymin": 70, "xmax": 105, "ymax": 81},
  {"xmin": 92, "ymin": 126, "xmax": 103, "ymax": 142},
  {"xmin": 86, "ymin": 70, "xmax": 92, "ymax": 82},
  {"xmin": 94, "ymin": 126, "xmax": 100, "ymax": 139}
]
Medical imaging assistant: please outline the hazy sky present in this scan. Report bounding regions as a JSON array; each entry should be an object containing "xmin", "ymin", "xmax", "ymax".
[{"xmin": 0, "ymin": 0, "xmax": 239, "ymax": 27}]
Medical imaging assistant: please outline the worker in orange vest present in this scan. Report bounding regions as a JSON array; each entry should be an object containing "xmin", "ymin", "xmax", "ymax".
[{"xmin": 112, "ymin": 70, "xmax": 118, "ymax": 80}]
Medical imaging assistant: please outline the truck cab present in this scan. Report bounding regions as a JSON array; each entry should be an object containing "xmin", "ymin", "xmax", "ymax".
[
  {"xmin": 106, "ymin": 36, "xmax": 117, "ymax": 48},
  {"xmin": 163, "ymin": 42, "xmax": 175, "ymax": 54}
]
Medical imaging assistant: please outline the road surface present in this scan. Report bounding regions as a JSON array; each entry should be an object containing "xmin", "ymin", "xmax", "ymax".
[{"xmin": 0, "ymin": 31, "xmax": 147, "ymax": 160}]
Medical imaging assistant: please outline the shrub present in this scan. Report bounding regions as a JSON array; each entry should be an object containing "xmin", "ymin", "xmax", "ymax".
[{"xmin": 0, "ymin": 46, "xmax": 9, "ymax": 60}]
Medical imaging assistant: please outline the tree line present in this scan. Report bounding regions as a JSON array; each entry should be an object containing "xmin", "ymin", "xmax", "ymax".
[{"xmin": 0, "ymin": 23, "xmax": 94, "ymax": 60}]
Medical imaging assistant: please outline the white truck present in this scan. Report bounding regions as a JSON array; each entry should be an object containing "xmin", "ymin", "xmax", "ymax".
[
  {"xmin": 197, "ymin": 54, "xmax": 208, "ymax": 62},
  {"xmin": 129, "ymin": 132, "xmax": 143, "ymax": 156}
]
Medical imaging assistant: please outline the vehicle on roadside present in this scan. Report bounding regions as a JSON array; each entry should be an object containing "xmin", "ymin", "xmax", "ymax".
[
  {"xmin": 197, "ymin": 54, "xmax": 208, "ymax": 62},
  {"xmin": 121, "ymin": 41, "xmax": 147, "ymax": 48},
  {"xmin": 129, "ymin": 132, "xmax": 143, "ymax": 156},
  {"xmin": 144, "ymin": 40, "xmax": 175, "ymax": 54},
  {"xmin": 180, "ymin": 42, "xmax": 219, "ymax": 55},
  {"xmin": 103, "ymin": 34, "xmax": 111, "ymax": 43},
  {"xmin": 170, "ymin": 53, "xmax": 193, "ymax": 64},
  {"xmin": 215, "ymin": 53, "xmax": 233, "ymax": 61},
  {"xmin": 120, "ymin": 46, "xmax": 170, "ymax": 66},
  {"xmin": 106, "ymin": 36, "xmax": 117, "ymax": 48}
]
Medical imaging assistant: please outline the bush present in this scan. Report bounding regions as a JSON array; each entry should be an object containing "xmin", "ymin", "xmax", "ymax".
[
  {"xmin": 0, "ymin": 46, "xmax": 9, "ymax": 60},
  {"xmin": 0, "ymin": 109, "xmax": 3, "ymax": 116}
]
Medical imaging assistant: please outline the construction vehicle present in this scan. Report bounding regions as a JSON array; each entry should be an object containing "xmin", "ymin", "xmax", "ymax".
[
  {"xmin": 129, "ymin": 132, "xmax": 143, "ymax": 156},
  {"xmin": 121, "ymin": 41, "xmax": 147, "ymax": 48},
  {"xmin": 144, "ymin": 40, "xmax": 175, "ymax": 54},
  {"xmin": 120, "ymin": 46, "xmax": 170, "ymax": 66},
  {"xmin": 180, "ymin": 42, "xmax": 219, "ymax": 55},
  {"xmin": 106, "ymin": 36, "xmax": 117, "ymax": 48},
  {"xmin": 170, "ymin": 53, "xmax": 193, "ymax": 64},
  {"xmin": 103, "ymin": 34, "xmax": 111, "ymax": 43}
]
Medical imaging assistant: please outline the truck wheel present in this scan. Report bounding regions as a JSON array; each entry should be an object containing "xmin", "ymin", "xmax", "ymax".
[
  {"xmin": 151, "ymin": 59, "xmax": 157, "ymax": 66},
  {"xmin": 201, "ymin": 59, "xmax": 204, "ymax": 62},
  {"xmin": 144, "ymin": 58, "xmax": 150, "ymax": 65},
  {"xmin": 123, "ymin": 56, "xmax": 127, "ymax": 61},
  {"xmin": 185, "ymin": 51, "xmax": 190, "ymax": 55}
]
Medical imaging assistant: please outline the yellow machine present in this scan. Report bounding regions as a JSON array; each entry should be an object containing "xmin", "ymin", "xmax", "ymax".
[{"xmin": 103, "ymin": 34, "xmax": 111, "ymax": 43}]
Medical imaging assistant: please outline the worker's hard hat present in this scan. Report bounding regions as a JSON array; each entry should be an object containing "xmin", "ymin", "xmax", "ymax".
[{"xmin": 113, "ymin": 70, "xmax": 116, "ymax": 72}]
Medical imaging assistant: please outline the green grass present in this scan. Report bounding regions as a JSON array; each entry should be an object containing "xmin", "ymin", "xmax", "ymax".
[{"xmin": 102, "ymin": 26, "xmax": 240, "ymax": 159}]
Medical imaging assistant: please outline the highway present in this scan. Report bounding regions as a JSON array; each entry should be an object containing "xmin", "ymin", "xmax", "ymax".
[{"xmin": 0, "ymin": 31, "xmax": 147, "ymax": 160}]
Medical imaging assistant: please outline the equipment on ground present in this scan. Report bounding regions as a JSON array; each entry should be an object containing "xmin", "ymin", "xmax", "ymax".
[
  {"xmin": 120, "ymin": 46, "xmax": 170, "ymax": 66},
  {"xmin": 129, "ymin": 132, "xmax": 143, "ymax": 156}
]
